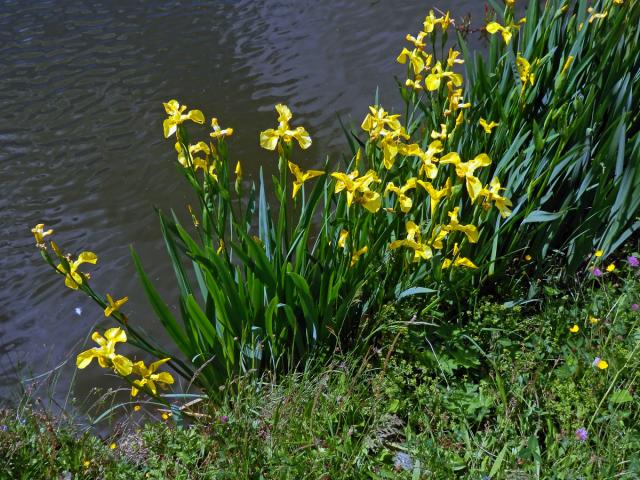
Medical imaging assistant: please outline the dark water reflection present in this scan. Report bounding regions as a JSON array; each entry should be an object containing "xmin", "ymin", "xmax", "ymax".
[{"xmin": 0, "ymin": 0, "xmax": 488, "ymax": 405}]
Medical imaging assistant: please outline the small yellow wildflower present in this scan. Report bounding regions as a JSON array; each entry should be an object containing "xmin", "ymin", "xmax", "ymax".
[
  {"xmin": 110, "ymin": 443, "xmax": 117, "ymax": 450},
  {"xmin": 162, "ymin": 412, "xmax": 171, "ymax": 420},
  {"xmin": 76, "ymin": 327, "xmax": 133, "ymax": 376},
  {"xmin": 104, "ymin": 294, "xmax": 128, "ymax": 317},
  {"xmin": 525, "ymin": 254, "xmax": 532, "ymax": 261},
  {"xmin": 589, "ymin": 316, "xmax": 599, "ymax": 324},
  {"xmin": 594, "ymin": 250, "xmax": 604, "ymax": 257},
  {"xmin": 56, "ymin": 251, "xmax": 98, "ymax": 290},
  {"xmin": 31, "ymin": 223, "xmax": 54, "ymax": 246},
  {"xmin": 259, "ymin": 104, "xmax": 311, "ymax": 150},
  {"xmin": 479, "ymin": 118, "xmax": 499, "ymax": 134},
  {"xmin": 569, "ymin": 324, "xmax": 580, "ymax": 333},
  {"xmin": 162, "ymin": 100, "xmax": 205, "ymax": 138},
  {"xmin": 606, "ymin": 263, "xmax": 616, "ymax": 272},
  {"xmin": 595, "ymin": 359, "xmax": 608, "ymax": 370},
  {"xmin": 134, "ymin": 405, "xmax": 141, "ymax": 412},
  {"xmin": 351, "ymin": 246, "xmax": 368, "ymax": 266},
  {"xmin": 288, "ymin": 162, "xmax": 324, "ymax": 199},
  {"xmin": 83, "ymin": 460, "xmax": 91, "ymax": 468}
]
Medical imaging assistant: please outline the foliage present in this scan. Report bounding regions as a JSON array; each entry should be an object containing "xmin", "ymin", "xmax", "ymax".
[{"xmin": 4, "ymin": 258, "xmax": 640, "ymax": 478}]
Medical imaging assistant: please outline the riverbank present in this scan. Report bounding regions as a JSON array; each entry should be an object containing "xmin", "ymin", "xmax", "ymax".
[{"xmin": 3, "ymin": 260, "xmax": 639, "ymax": 479}]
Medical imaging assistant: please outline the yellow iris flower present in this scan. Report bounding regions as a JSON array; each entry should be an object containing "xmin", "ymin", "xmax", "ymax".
[
  {"xmin": 478, "ymin": 178, "xmax": 513, "ymax": 218},
  {"xmin": 587, "ymin": 8, "xmax": 608, "ymax": 23},
  {"xmin": 405, "ymin": 31, "xmax": 427, "ymax": 50},
  {"xmin": 442, "ymin": 242, "xmax": 478, "ymax": 269},
  {"xmin": 31, "ymin": 223, "xmax": 54, "ymax": 246},
  {"xmin": 424, "ymin": 61, "xmax": 463, "ymax": 91},
  {"xmin": 446, "ymin": 48, "xmax": 464, "ymax": 68},
  {"xmin": 76, "ymin": 327, "xmax": 132, "ymax": 376},
  {"xmin": 260, "ymin": 104, "xmax": 312, "ymax": 151},
  {"xmin": 288, "ymin": 162, "xmax": 324, "ymax": 198},
  {"xmin": 397, "ymin": 48, "xmax": 428, "ymax": 75},
  {"xmin": 162, "ymin": 100, "xmax": 205, "ymax": 138},
  {"xmin": 351, "ymin": 246, "xmax": 368, "ymax": 266},
  {"xmin": 486, "ymin": 19, "xmax": 525, "ymax": 45},
  {"xmin": 417, "ymin": 178, "xmax": 452, "ymax": 217},
  {"xmin": 130, "ymin": 358, "xmax": 175, "ymax": 397},
  {"xmin": 104, "ymin": 294, "xmax": 129, "ymax": 317},
  {"xmin": 175, "ymin": 141, "xmax": 210, "ymax": 169},
  {"xmin": 338, "ymin": 230, "xmax": 349, "ymax": 249},
  {"xmin": 210, "ymin": 117, "xmax": 234, "ymax": 140},
  {"xmin": 479, "ymin": 118, "xmax": 499, "ymax": 134},
  {"xmin": 440, "ymin": 153, "xmax": 492, "ymax": 202},
  {"xmin": 385, "ymin": 178, "xmax": 417, "ymax": 213},
  {"xmin": 56, "ymin": 251, "xmax": 98, "ymax": 290},
  {"xmin": 415, "ymin": 140, "xmax": 444, "ymax": 178},
  {"xmin": 389, "ymin": 221, "xmax": 433, "ymax": 262},
  {"xmin": 444, "ymin": 207, "xmax": 479, "ymax": 243},
  {"xmin": 423, "ymin": 10, "xmax": 450, "ymax": 33},
  {"xmin": 431, "ymin": 124, "xmax": 450, "ymax": 141},
  {"xmin": 331, "ymin": 170, "xmax": 381, "ymax": 212},
  {"xmin": 516, "ymin": 55, "xmax": 535, "ymax": 91}
]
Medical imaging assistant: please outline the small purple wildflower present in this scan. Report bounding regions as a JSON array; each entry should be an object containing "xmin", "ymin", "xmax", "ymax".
[
  {"xmin": 627, "ymin": 256, "xmax": 640, "ymax": 267},
  {"xmin": 0, "ymin": 425, "xmax": 7, "ymax": 432},
  {"xmin": 575, "ymin": 427, "xmax": 588, "ymax": 441},
  {"xmin": 632, "ymin": 303, "xmax": 639, "ymax": 312},
  {"xmin": 220, "ymin": 415, "xmax": 229, "ymax": 424},
  {"xmin": 593, "ymin": 357, "xmax": 601, "ymax": 367},
  {"xmin": 592, "ymin": 267, "xmax": 603, "ymax": 277},
  {"xmin": 393, "ymin": 452, "xmax": 413, "ymax": 471}
]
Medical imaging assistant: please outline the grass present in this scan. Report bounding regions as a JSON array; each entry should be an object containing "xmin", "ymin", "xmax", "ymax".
[{"xmin": 3, "ymin": 251, "xmax": 639, "ymax": 479}]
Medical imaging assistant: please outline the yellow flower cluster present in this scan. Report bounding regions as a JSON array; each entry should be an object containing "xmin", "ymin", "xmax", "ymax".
[{"xmin": 76, "ymin": 327, "xmax": 174, "ymax": 397}]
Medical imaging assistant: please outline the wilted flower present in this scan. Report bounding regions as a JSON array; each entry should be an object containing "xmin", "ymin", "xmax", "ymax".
[{"xmin": 575, "ymin": 427, "xmax": 588, "ymax": 441}]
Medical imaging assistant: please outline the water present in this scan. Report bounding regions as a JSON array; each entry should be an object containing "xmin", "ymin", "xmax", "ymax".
[{"xmin": 0, "ymin": 0, "xmax": 489, "ymax": 405}]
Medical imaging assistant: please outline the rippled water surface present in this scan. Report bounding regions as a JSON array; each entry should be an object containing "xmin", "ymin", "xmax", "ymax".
[{"xmin": 0, "ymin": 0, "xmax": 488, "ymax": 403}]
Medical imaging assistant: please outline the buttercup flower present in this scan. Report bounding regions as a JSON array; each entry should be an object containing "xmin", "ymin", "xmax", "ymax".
[
  {"xmin": 606, "ymin": 263, "xmax": 616, "ymax": 272},
  {"xmin": 594, "ymin": 250, "xmax": 604, "ymax": 257},
  {"xmin": 76, "ymin": 327, "xmax": 132, "ymax": 376},
  {"xmin": 569, "ymin": 324, "xmax": 579, "ymax": 333},
  {"xmin": 592, "ymin": 357, "xmax": 608, "ymax": 369}
]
